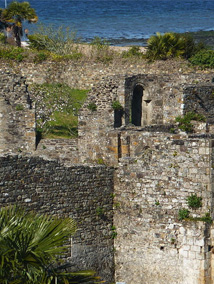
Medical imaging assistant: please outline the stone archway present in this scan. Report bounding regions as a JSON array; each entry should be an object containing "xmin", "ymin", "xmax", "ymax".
[{"xmin": 131, "ymin": 85, "xmax": 143, "ymax": 126}]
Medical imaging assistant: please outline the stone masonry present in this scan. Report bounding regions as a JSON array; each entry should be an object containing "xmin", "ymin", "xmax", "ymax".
[{"xmin": 2, "ymin": 64, "xmax": 214, "ymax": 283}]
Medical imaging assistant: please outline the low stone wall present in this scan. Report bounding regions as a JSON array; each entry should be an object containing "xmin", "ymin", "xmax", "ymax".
[
  {"xmin": 1, "ymin": 59, "xmax": 214, "ymax": 90},
  {"xmin": 0, "ymin": 155, "xmax": 114, "ymax": 283},
  {"xmin": 36, "ymin": 138, "xmax": 79, "ymax": 164}
]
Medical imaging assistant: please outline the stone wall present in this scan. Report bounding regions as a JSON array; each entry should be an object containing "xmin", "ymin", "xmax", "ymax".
[
  {"xmin": 184, "ymin": 85, "xmax": 214, "ymax": 122},
  {"xmin": 35, "ymin": 138, "xmax": 79, "ymax": 164},
  {"xmin": 113, "ymin": 131, "xmax": 214, "ymax": 284},
  {"xmin": 78, "ymin": 74, "xmax": 214, "ymax": 166},
  {"xmin": 1, "ymin": 60, "xmax": 214, "ymax": 90},
  {"xmin": 0, "ymin": 155, "xmax": 114, "ymax": 283},
  {"xmin": 0, "ymin": 70, "xmax": 35, "ymax": 153}
]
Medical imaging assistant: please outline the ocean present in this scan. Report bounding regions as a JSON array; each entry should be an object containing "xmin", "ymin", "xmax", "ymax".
[{"xmin": 2, "ymin": 0, "xmax": 214, "ymax": 45}]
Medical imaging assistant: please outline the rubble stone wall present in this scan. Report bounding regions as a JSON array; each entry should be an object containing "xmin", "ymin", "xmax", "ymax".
[
  {"xmin": 0, "ymin": 70, "xmax": 35, "ymax": 153},
  {"xmin": 113, "ymin": 132, "xmax": 214, "ymax": 284},
  {"xmin": 0, "ymin": 155, "xmax": 114, "ymax": 283}
]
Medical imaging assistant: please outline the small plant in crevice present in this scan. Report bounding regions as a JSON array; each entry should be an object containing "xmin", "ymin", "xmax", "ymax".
[
  {"xmin": 175, "ymin": 111, "xmax": 206, "ymax": 133},
  {"xmin": 155, "ymin": 200, "xmax": 160, "ymax": 206},
  {"xmin": 187, "ymin": 194, "xmax": 202, "ymax": 209},
  {"xmin": 96, "ymin": 206, "xmax": 104, "ymax": 216},
  {"xmin": 178, "ymin": 208, "xmax": 190, "ymax": 220},
  {"xmin": 170, "ymin": 238, "xmax": 176, "ymax": 245},
  {"xmin": 113, "ymin": 202, "xmax": 121, "ymax": 209},
  {"xmin": 198, "ymin": 212, "xmax": 212, "ymax": 224},
  {"xmin": 96, "ymin": 158, "xmax": 105, "ymax": 165},
  {"xmin": 173, "ymin": 151, "xmax": 177, "ymax": 157},
  {"xmin": 15, "ymin": 104, "xmax": 24, "ymax": 111},
  {"xmin": 112, "ymin": 100, "xmax": 123, "ymax": 111},
  {"xmin": 87, "ymin": 102, "xmax": 97, "ymax": 112},
  {"xmin": 111, "ymin": 225, "xmax": 117, "ymax": 239}
]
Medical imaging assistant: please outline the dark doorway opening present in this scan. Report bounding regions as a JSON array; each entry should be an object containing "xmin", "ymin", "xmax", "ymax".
[
  {"xmin": 114, "ymin": 109, "xmax": 123, "ymax": 128},
  {"xmin": 131, "ymin": 85, "xmax": 143, "ymax": 126}
]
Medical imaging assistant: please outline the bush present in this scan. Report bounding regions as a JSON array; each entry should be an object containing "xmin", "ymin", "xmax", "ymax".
[
  {"xmin": 33, "ymin": 51, "xmax": 48, "ymax": 63},
  {"xmin": 90, "ymin": 36, "xmax": 113, "ymax": 63},
  {"xmin": 146, "ymin": 32, "xmax": 204, "ymax": 61},
  {"xmin": 175, "ymin": 111, "xmax": 205, "ymax": 133},
  {"xmin": 28, "ymin": 24, "xmax": 79, "ymax": 56},
  {"xmin": 178, "ymin": 208, "xmax": 190, "ymax": 220},
  {"xmin": 189, "ymin": 49, "xmax": 214, "ymax": 68},
  {"xmin": 0, "ymin": 32, "xmax": 6, "ymax": 43},
  {"xmin": 112, "ymin": 100, "xmax": 123, "ymax": 110},
  {"xmin": 122, "ymin": 46, "xmax": 143, "ymax": 58},
  {"xmin": 0, "ymin": 45, "xmax": 24, "ymax": 61},
  {"xmin": 87, "ymin": 102, "xmax": 97, "ymax": 111},
  {"xmin": 187, "ymin": 194, "xmax": 202, "ymax": 209}
]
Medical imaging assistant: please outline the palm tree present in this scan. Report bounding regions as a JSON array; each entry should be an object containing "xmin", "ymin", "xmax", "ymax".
[
  {"xmin": 0, "ymin": 1, "xmax": 38, "ymax": 46},
  {"xmin": 1, "ymin": 1, "xmax": 38, "ymax": 24},
  {"xmin": 0, "ymin": 206, "xmax": 98, "ymax": 284}
]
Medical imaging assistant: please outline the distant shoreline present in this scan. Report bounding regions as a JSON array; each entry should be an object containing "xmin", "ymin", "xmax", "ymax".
[{"xmin": 94, "ymin": 30, "xmax": 214, "ymax": 47}]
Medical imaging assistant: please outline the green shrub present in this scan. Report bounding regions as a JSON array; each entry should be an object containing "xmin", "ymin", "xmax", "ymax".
[
  {"xmin": 0, "ymin": 46, "xmax": 24, "ymax": 61},
  {"xmin": 146, "ymin": 32, "xmax": 204, "ymax": 61},
  {"xmin": 96, "ymin": 206, "xmax": 104, "ymax": 216},
  {"xmin": 112, "ymin": 100, "xmax": 123, "ymax": 110},
  {"xmin": 122, "ymin": 46, "xmax": 143, "ymax": 58},
  {"xmin": 187, "ymin": 194, "xmax": 202, "ymax": 209},
  {"xmin": 175, "ymin": 111, "xmax": 206, "ymax": 133},
  {"xmin": 28, "ymin": 34, "xmax": 49, "ymax": 50},
  {"xmin": 28, "ymin": 24, "xmax": 78, "ymax": 56},
  {"xmin": 87, "ymin": 102, "xmax": 97, "ymax": 111},
  {"xmin": 15, "ymin": 104, "xmax": 24, "ymax": 111},
  {"xmin": 0, "ymin": 32, "xmax": 6, "ymax": 43},
  {"xmin": 33, "ymin": 51, "xmax": 48, "ymax": 63},
  {"xmin": 90, "ymin": 36, "xmax": 113, "ymax": 63},
  {"xmin": 189, "ymin": 49, "xmax": 214, "ymax": 68},
  {"xmin": 178, "ymin": 208, "xmax": 190, "ymax": 220}
]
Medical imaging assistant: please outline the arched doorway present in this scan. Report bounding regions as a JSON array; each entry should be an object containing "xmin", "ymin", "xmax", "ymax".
[{"xmin": 131, "ymin": 85, "xmax": 143, "ymax": 126}]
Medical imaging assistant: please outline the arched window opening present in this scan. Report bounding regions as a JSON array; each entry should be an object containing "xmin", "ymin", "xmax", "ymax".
[{"xmin": 131, "ymin": 85, "xmax": 143, "ymax": 126}]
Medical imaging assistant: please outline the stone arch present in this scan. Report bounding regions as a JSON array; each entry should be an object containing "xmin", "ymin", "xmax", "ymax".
[{"xmin": 131, "ymin": 84, "xmax": 144, "ymax": 126}]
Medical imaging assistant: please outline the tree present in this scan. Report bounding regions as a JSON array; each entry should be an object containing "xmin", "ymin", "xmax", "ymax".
[
  {"xmin": 0, "ymin": 1, "xmax": 38, "ymax": 24},
  {"xmin": 0, "ymin": 1, "xmax": 38, "ymax": 46},
  {"xmin": 0, "ymin": 206, "xmax": 98, "ymax": 284}
]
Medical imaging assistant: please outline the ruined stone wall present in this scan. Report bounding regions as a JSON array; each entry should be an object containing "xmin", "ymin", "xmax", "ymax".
[
  {"xmin": 184, "ymin": 85, "xmax": 214, "ymax": 123},
  {"xmin": 35, "ymin": 138, "xmax": 79, "ymax": 164},
  {"xmin": 113, "ymin": 131, "xmax": 214, "ymax": 284},
  {"xmin": 78, "ymin": 74, "xmax": 214, "ymax": 165},
  {"xmin": 0, "ymin": 70, "xmax": 35, "ymax": 153},
  {"xmin": 0, "ymin": 155, "xmax": 114, "ymax": 283},
  {"xmin": 1, "ymin": 60, "xmax": 214, "ymax": 90}
]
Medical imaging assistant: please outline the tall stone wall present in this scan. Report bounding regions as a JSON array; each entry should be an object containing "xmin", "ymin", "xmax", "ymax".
[
  {"xmin": 78, "ymin": 74, "xmax": 214, "ymax": 166},
  {"xmin": 0, "ymin": 155, "xmax": 115, "ymax": 283},
  {"xmin": 0, "ymin": 71, "xmax": 35, "ymax": 153},
  {"xmin": 184, "ymin": 85, "xmax": 214, "ymax": 122},
  {"xmin": 113, "ymin": 131, "xmax": 214, "ymax": 284}
]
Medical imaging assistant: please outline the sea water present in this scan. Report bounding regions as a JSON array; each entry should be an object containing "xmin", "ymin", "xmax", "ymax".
[{"xmin": 2, "ymin": 0, "xmax": 214, "ymax": 45}]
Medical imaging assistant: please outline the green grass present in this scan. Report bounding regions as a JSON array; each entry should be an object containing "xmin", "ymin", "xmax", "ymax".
[{"xmin": 30, "ymin": 83, "xmax": 88, "ymax": 139}]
